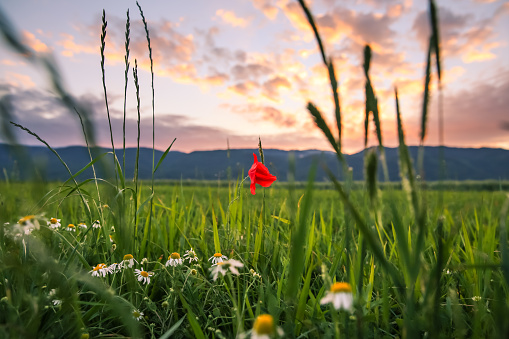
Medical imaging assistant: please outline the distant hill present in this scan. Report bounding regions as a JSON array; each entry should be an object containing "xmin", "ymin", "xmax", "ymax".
[{"xmin": 0, "ymin": 143, "xmax": 508, "ymax": 182}]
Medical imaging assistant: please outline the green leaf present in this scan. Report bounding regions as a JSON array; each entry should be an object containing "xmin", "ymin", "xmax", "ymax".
[{"xmin": 154, "ymin": 138, "xmax": 176, "ymax": 174}]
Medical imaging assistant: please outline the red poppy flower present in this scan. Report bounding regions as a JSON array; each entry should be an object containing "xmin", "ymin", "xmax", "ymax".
[{"xmin": 248, "ymin": 153, "xmax": 277, "ymax": 195}]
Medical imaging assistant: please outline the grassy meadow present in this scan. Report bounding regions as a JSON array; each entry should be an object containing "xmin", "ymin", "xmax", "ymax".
[{"xmin": 1, "ymin": 0, "xmax": 508, "ymax": 338}]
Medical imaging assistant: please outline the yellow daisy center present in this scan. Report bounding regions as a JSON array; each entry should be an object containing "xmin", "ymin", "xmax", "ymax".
[
  {"xmin": 330, "ymin": 282, "xmax": 352, "ymax": 293},
  {"xmin": 123, "ymin": 254, "xmax": 133, "ymax": 261},
  {"xmin": 213, "ymin": 253, "xmax": 223, "ymax": 258},
  {"xmin": 93, "ymin": 263, "xmax": 106, "ymax": 271},
  {"xmin": 68, "ymin": 224, "xmax": 75, "ymax": 228},
  {"xmin": 133, "ymin": 311, "xmax": 141, "ymax": 318},
  {"xmin": 170, "ymin": 252, "xmax": 181, "ymax": 259},
  {"xmin": 19, "ymin": 215, "xmax": 35, "ymax": 224},
  {"xmin": 253, "ymin": 314, "xmax": 274, "ymax": 335},
  {"xmin": 50, "ymin": 218, "xmax": 58, "ymax": 224},
  {"xmin": 140, "ymin": 271, "xmax": 149, "ymax": 278}
]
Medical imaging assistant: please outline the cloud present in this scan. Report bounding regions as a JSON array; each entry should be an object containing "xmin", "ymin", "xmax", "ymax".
[
  {"xmin": 227, "ymin": 81, "xmax": 259, "ymax": 97},
  {"xmin": 261, "ymin": 76, "xmax": 291, "ymax": 101},
  {"xmin": 281, "ymin": 2, "xmax": 398, "ymax": 51},
  {"xmin": 22, "ymin": 30, "xmax": 50, "ymax": 53},
  {"xmin": 251, "ymin": 0, "xmax": 279, "ymax": 20},
  {"xmin": 4, "ymin": 72, "xmax": 35, "ymax": 88},
  {"xmin": 224, "ymin": 103, "xmax": 297, "ymax": 127},
  {"xmin": 412, "ymin": 6, "xmax": 503, "ymax": 63},
  {"xmin": 230, "ymin": 63, "xmax": 273, "ymax": 81},
  {"xmin": 216, "ymin": 9, "xmax": 250, "ymax": 27}
]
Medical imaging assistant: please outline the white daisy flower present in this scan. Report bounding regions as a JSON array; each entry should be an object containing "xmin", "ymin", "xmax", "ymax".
[
  {"xmin": 132, "ymin": 309, "xmax": 144, "ymax": 321},
  {"xmin": 183, "ymin": 248, "xmax": 199, "ymax": 263},
  {"xmin": 122, "ymin": 254, "xmax": 136, "ymax": 268},
  {"xmin": 251, "ymin": 314, "xmax": 284, "ymax": 339},
  {"xmin": 320, "ymin": 282, "xmax": 353, "ymax": 311},
  {"xmin": 52, "ymin": 299, "xmax": 62, "ymax": 306},
  {"xmin": 109, "ymin": 234, "xmax": 114, "ymax": 243},
  {"xmin": 209, "ymin": 259, "xmax": 243, "ymax": 281},
  {"xmin": 166, "ymin": 252, "xmax": 183, "ymax": 267},
  {"xmin": 108, "ymin": 263, "xmax": 121, "ymax": 274},
  {"xmin": 92, "ymin": 220, "xmax": 101, "ymax": 229},
  {"xmin": 66, "ymin": 224, "xmax": 76, "ymax": 232},
  {"xmin": 134, "ymin": 267, "xmax": 153, "ymax": 285},
  {"xmin": 209, "ymin": 252, "xmax": 228, "ymax": 265},
  {"xmin": 18, "ymin": 215, "xmax": 39, "ymax": 234},
  {"xmin": 78, "ymin": 222, "xmax": 87, "ymax": 229},
  {"xmin": 47, "ymin": 218, "xmax": 61, "ymax": 229},
  {"xmin": 90, "ymin": 263, "xmax": 109, "ymax": 277}
]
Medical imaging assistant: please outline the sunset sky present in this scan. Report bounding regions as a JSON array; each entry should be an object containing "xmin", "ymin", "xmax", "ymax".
[{"xmin": 0, "ymin": 0, "xmax": 507, "ymax": 153}]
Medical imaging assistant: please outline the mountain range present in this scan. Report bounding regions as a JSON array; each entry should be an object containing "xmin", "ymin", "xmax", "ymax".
[{"xmin": 0, "ymin": 143, "xmax": 508, "ymax": 182}]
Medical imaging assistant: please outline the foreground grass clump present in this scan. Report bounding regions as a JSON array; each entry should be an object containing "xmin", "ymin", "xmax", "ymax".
[{"xmin": 1, "ymin": 182, "xmax": 508, "ymax": 338}]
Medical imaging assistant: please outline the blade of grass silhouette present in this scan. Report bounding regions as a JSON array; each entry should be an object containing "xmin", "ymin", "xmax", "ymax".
[
  {"xmin": 9, "ymin": 121, "xmax": 91, "ymax": 220},
  {"xmin": 100, "ymin": 10, "xmax": 118, "ymax": 186},
  {"xmin": 363, "ymin": 45, "xmax": 389, "ymax": 182},
  {"xmin": 154, "ymin": 138, "xmax": 177, "ymax": 174},
  {"xmin": 298, "ymin": 0, "xmax": 343, "ymax": 157}
]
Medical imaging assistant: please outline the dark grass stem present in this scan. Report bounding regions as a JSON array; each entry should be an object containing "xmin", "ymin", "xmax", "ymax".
[
  {"xmin": 100, "ymin": 10, "xmax": 118, "ymax": 186},
  {"xmin": 133, "ymin": 59, "xmax": 141, "ymax": 248},
  {"xmin": 137, "ymin": 2, "xmax": 156, "ymax": 249},
  {"xmin": 122, "ymin": 9, "xmax": 130, "ymax": 187}
]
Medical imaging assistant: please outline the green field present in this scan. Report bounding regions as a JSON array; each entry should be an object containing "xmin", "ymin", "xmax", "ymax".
[{"xmin": 1, "ymin": 180, "xmax": 508, "ymax": 338}]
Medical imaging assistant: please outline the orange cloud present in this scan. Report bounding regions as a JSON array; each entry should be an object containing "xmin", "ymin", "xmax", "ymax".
[
  {"xmin": 462, "ymin": 42, "xmax": 500, "ymax": 63},
  {"xmin": 5, "ymin": 72, "xmax": 35, "ymax": 88},
  {"xmin": 216, "ymin": 9, "xmax": 250, "ymax": 27},
  {"xmin": 57, "ymin": 33, "xmax": 96, "ymax": 57},
  {"xmin": 262, "ymin": 76, "xmax": 291, "ymax": 101},
  {"xmin": 22, "ymin": 30, "xmax": 50, "ymax": 53},
  {"xmin": 251, "ymin": 0, "xmax": 279, "ymax": 20}
]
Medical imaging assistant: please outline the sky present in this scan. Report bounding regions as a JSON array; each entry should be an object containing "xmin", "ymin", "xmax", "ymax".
[{"xmin": 0, "ymin": 0, "xmax": 507, "ymax": 154}]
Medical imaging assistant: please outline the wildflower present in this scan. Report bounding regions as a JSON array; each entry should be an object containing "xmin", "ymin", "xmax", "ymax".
[
  {"xmin": 92, "ymin": 220, "xmax": 101, "ymax": 229},
  {"xmin": 132, "ymin": 309, "xmax": 144, "ymax": 321},
  {"xmin": 90, "ymin": 263, "xmax": 109, "ymax": 277},
  {"xmin": 66, "ymin": 224, "xmax": 76, "ymax": 232},
  {"xmin": 18, "ymin": 215, "xmax": 36, "ymax": 227},
  {"xmin": 108, "ymin": 263, "xmax": 121, "ymax": 274},
  {"xmin": 166, "ymin": 252, "xmax": 183, "ymax": 267},
  {"xmin": 248, "ymin": 153, "xmax": 277, "ymax": 195},
  {"xmin": 48, "ymin": 288, "xmax": 61, "ymax": 306},
  {"xmin": 47, "ymin": 218, "xmax": 61, "ymax": 229},
  {"xmin": 472, "ymin": 296, "xmax": 482, "ymax": 302},
  {"xmin": 109, "ymin": 234, "xmax": 114, "ymax": 243},
  {"xmin": 190, "ymin": 268, "xmax": 198, "ymax": 276},
  {"xmin": 78, "ymin": 222, "xmax": 87, "ymax": 229},
  {"xmin": 183, "ymin": 248, "xmax": 199, "ymax": 263},
  {"xmin": 320, "ymin": 282, "xmax": 353, "ymax": 311},
  {"xmin": 209, "ymin": 252, "xmax": 228, "ymax": 265},
  {"xmin": 141, "ymin": 257, "xmax": 148, "ymax": 265},
  {"xmin": 134, "ymin": 267, "xmax": 153, "ymax": 285},
  {"xmin": 250, "ymin": 269, "xmax": 262, "ymax": 279},
  {"xmin": 209, "ymin": 259, "xmax": 244, "ymax": 281},
  {"xmin": 251, "ymin": 314, "xmax": 284, "ymax": 339},
  {"xmin": 18, "ymin": 215, "xmax": 38, "ymax": 234},
  {"xmin": 122, "ymin": 254, "xmax": 136, "ymax": 268}
]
